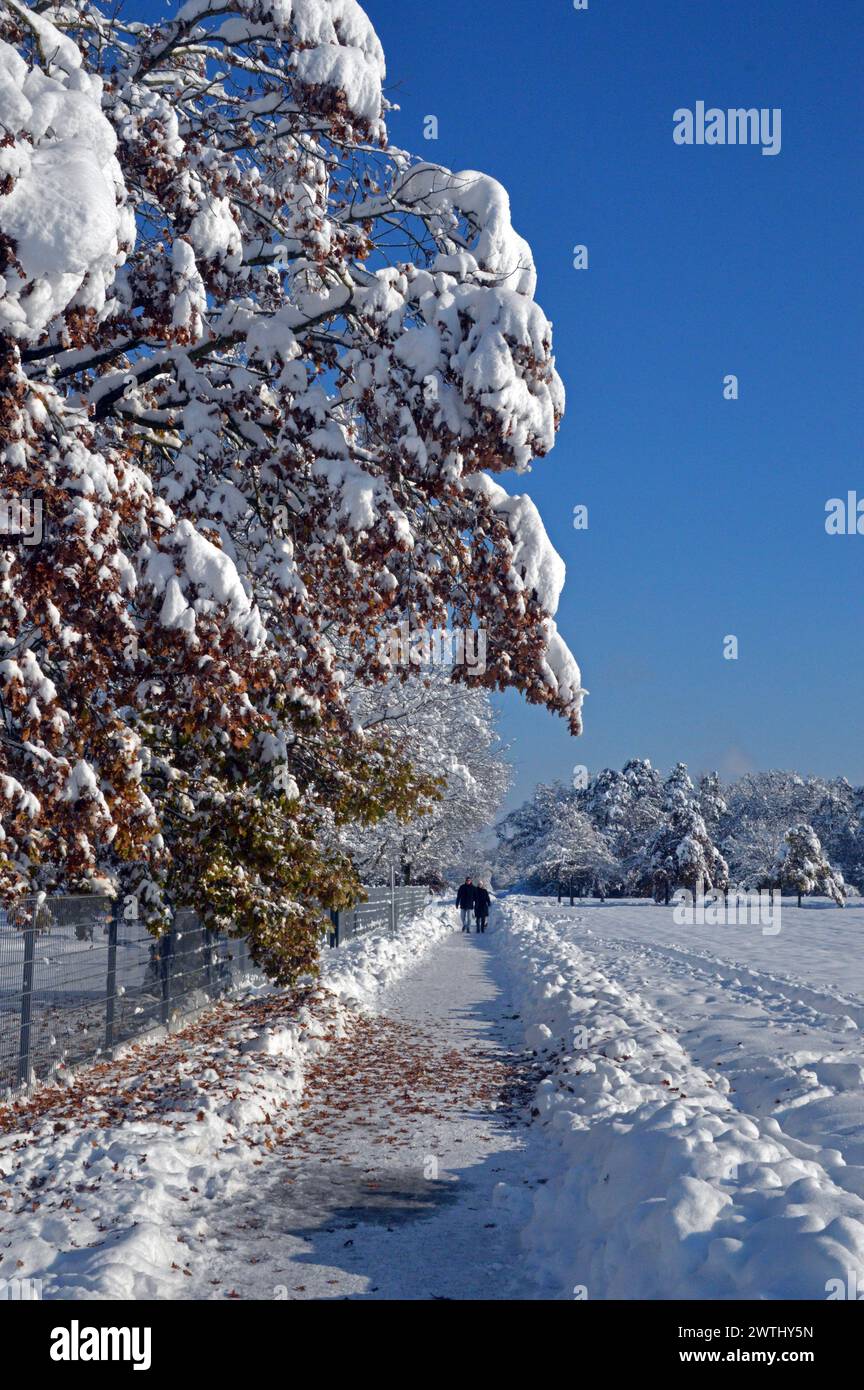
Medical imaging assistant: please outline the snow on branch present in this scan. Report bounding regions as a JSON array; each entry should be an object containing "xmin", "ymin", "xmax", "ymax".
[{"xmin": 0, "ymin": 1, "xmax": 584, "ymax": 967}]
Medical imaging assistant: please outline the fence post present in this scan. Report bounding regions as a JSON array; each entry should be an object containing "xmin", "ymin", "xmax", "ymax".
[
  {"xmin": 17, "ymin": 900, "xmax": 38, "ymax": 1087},
  {"xmin": 390, "ymin": 864, "xmax": 396, "ymax": 933},
  {"xmin": 159, "ymin": 929, "xmax": 174, "ymax": 1026},
  {"xmin": 204, "ymin": 926, "xmax": 214, "ymax": 992},
  {"xmin": 569, "ymin": 875, "xmax": 574, "ymax": 907},
  {"xmin": 329, "ymin": 908, "xmax": 340, "ymax": 948},
  {"xmin": 104, "ymin": 897, "xmax": 119, "ymax": 1052}
]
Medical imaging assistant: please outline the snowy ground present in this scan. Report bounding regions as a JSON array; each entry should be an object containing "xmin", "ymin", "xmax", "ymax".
[
  {"xmin": 184, "ymin": 929, "xmax": 548, "ymax": 1300},
  {"xmin": 3, "ymin": 895, "xmax": 864, "ymax": 1301},
  {"xmin": 495, "ymin": 895, "xmax": 864, "ymax": 1299},
  {"xmin": 519, "ymin": 895, "xmax": 864, "ymax": 1165}
]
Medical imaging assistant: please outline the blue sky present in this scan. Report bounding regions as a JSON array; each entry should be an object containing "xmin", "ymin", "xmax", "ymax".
[{"xmin": 367, "ymin": 0, "xmax": 864, "ymax": 808}]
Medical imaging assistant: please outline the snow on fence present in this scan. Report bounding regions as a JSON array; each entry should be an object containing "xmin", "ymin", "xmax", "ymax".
[{"xmin": 1, "ymin": 883, "xmax": 431, "ymax": 1095}]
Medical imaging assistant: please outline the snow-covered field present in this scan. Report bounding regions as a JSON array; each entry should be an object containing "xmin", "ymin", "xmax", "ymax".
[{"xmin": 494, "ymin": 895, "xmax": 864, "ymax": 1299}]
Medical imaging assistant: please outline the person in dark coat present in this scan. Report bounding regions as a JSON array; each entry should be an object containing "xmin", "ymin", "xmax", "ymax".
[
  {"xmin": 456, "ymin": 878, "xmax": 475, "ymax": 932},
  {"xmin": 473, "ymin": 884, "xmax": 491, "ymax": 933}
]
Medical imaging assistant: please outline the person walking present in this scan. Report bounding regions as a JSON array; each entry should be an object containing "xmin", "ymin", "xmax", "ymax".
[
  {"xmin": 456, "ymin": 877, "xmax": 476, "ymax": 932},
  {"xmin": 473, "ymin": 883, "xmax": 491, "ymax": 933}
]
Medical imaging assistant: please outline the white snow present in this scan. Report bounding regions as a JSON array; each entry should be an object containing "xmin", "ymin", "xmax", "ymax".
[
  {"xmin": 186, "ymin": 196, "xmax": 242, "ymax": 270},
  {"xmin": 462, "ymin": 472, "xmax": 585, "ymax": 724},
  {"xmin": 464, "ymin": 473, "xmax": 565, "ymax": 615},
  {"xmin": 311, "ymin": 456, "xmax": 412, "ymax": 541},
  {"xmin": 492, "ymin": 896, "xmax": 864, "ymax": 1299},
  {"xmin": 394, "ymin": 164, "xmax": 538, "ymax": 297},
  {"xmin": 144, "ymin": 519, "xmax": 266, "ymax": 648},
  {"xmin": 171, "ymin": 238, "xmax": 207, "ymax": 339},
  {"xmin": 0, "ymin": 18, "xmax": 133, "ymax": 339},
  {"xmin": 175, "ymin": 0, "xmax": 388, "ymax": 134},
  {"xmin": 6, "ymin": 895, "xmax": 864, "ymax": 1300}
]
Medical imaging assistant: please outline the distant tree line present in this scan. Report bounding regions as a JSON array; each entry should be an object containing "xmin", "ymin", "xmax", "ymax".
[{"xmin": 494, "ymin": 761, "xmax": 854, "ymax": 906}]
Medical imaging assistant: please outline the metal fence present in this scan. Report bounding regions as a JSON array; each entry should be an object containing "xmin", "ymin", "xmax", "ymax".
[
  {"xmin": 0, "ymin": 897, "xmax": 254, "ymax": 1096},
  {"xmin": 328, "ymin": 884, "xmax": 430, "ymax": 947},
  {"xmin": 1, "ymin": 882, "xmax": 433, "ymax": 1095}
]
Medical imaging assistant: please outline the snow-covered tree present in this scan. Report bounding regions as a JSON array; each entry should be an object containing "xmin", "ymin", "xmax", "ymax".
[
  {"xmin": 495, "ymin": 782, "xmax": 570, "ymax": 889},
  {"xmin": 0, "ymin": 2, "xmax": 584, "ymax": 979},
  {"xmin": 337, "ymin": 667, "xmax": 510, "ymax": 885},
  {"xmin": 662, "ymin": 762, "xmax": 697, "ymax": 813},
  {"xmin": 615, "ymin": 757, "xmax": 664, "ymax": 860},
  {"xmin": 580, "ymin": 759, "xmax": 663, "ymax": 865},
  {"xmin": 721, "ymin": 823, "xmax": 782, "ymax": 892},
  {"xmin": 637, "ymin": 806, "xmax": 728, "ymax": 902},
  {"xmin": 630, "ymin": 770, "xmax": 728, "ymax": 901},
  {"xmin": 674, "ymin": 806, "xmax": 729, "ymax": 896},
  {"xmin": 494, "ymin": 781, "xmax": 619, "ymax": 893},
  {"xmin": 499, "ymin": 761, "xmax": 864, "ymax": 905},
  {"xmin": 698, "ymin": 771, "xmax": 727, "ymax": 833},
  {"xmin": 812, "ymin": 780, "xmax": 863, "ymax": 889},
  {"xmin": 720, "ymin": 770, "xmax": 831, "ymax": 890},
  {"xmin": 528, "ymin": 800, "xmax": 618, "ymax": 895},
  {"xmin": 582, "ymin": 768, "xmax": 629, "ymax": 844},
  {"xmin": 771, "ymin": 824, "xmax": 846, "ymax": 907}
]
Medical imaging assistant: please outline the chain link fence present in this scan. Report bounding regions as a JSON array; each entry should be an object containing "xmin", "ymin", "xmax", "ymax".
[{"xmin": 1, "ymin": 881, "xmax": 433, "ymax": 1096}]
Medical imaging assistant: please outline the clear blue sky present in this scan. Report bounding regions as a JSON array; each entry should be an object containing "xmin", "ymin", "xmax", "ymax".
[
  {"xmin": 132, "ymin": 1, "xmax": 863, "ymax": 809},
  {"xmin": 368, "ymin": 0, "xmax": 864, "ymax": 808}
]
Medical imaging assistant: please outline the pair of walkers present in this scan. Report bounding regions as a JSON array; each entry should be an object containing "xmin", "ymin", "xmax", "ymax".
[{"xmin": 456, "ymin": 877, "xmax": 490, "ymax": 933}]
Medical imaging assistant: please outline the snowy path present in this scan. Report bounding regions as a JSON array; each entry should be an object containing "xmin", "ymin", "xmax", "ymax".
[{"xmin": 183, "ymin": 929, "xmax": 548, "ymax": 1300}]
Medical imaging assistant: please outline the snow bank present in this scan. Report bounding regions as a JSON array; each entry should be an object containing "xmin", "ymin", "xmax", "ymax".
[
  {"xmin": 493, "ymin": 900, "xmax": 864, "ymax": 1299},
  {"xmin": 323, "ymin": 898, "xmax": 456, "ymax": 1008},
  {"xmin": 0, "ymin": 902, "xmax": 454, "ymax": 1300}
]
